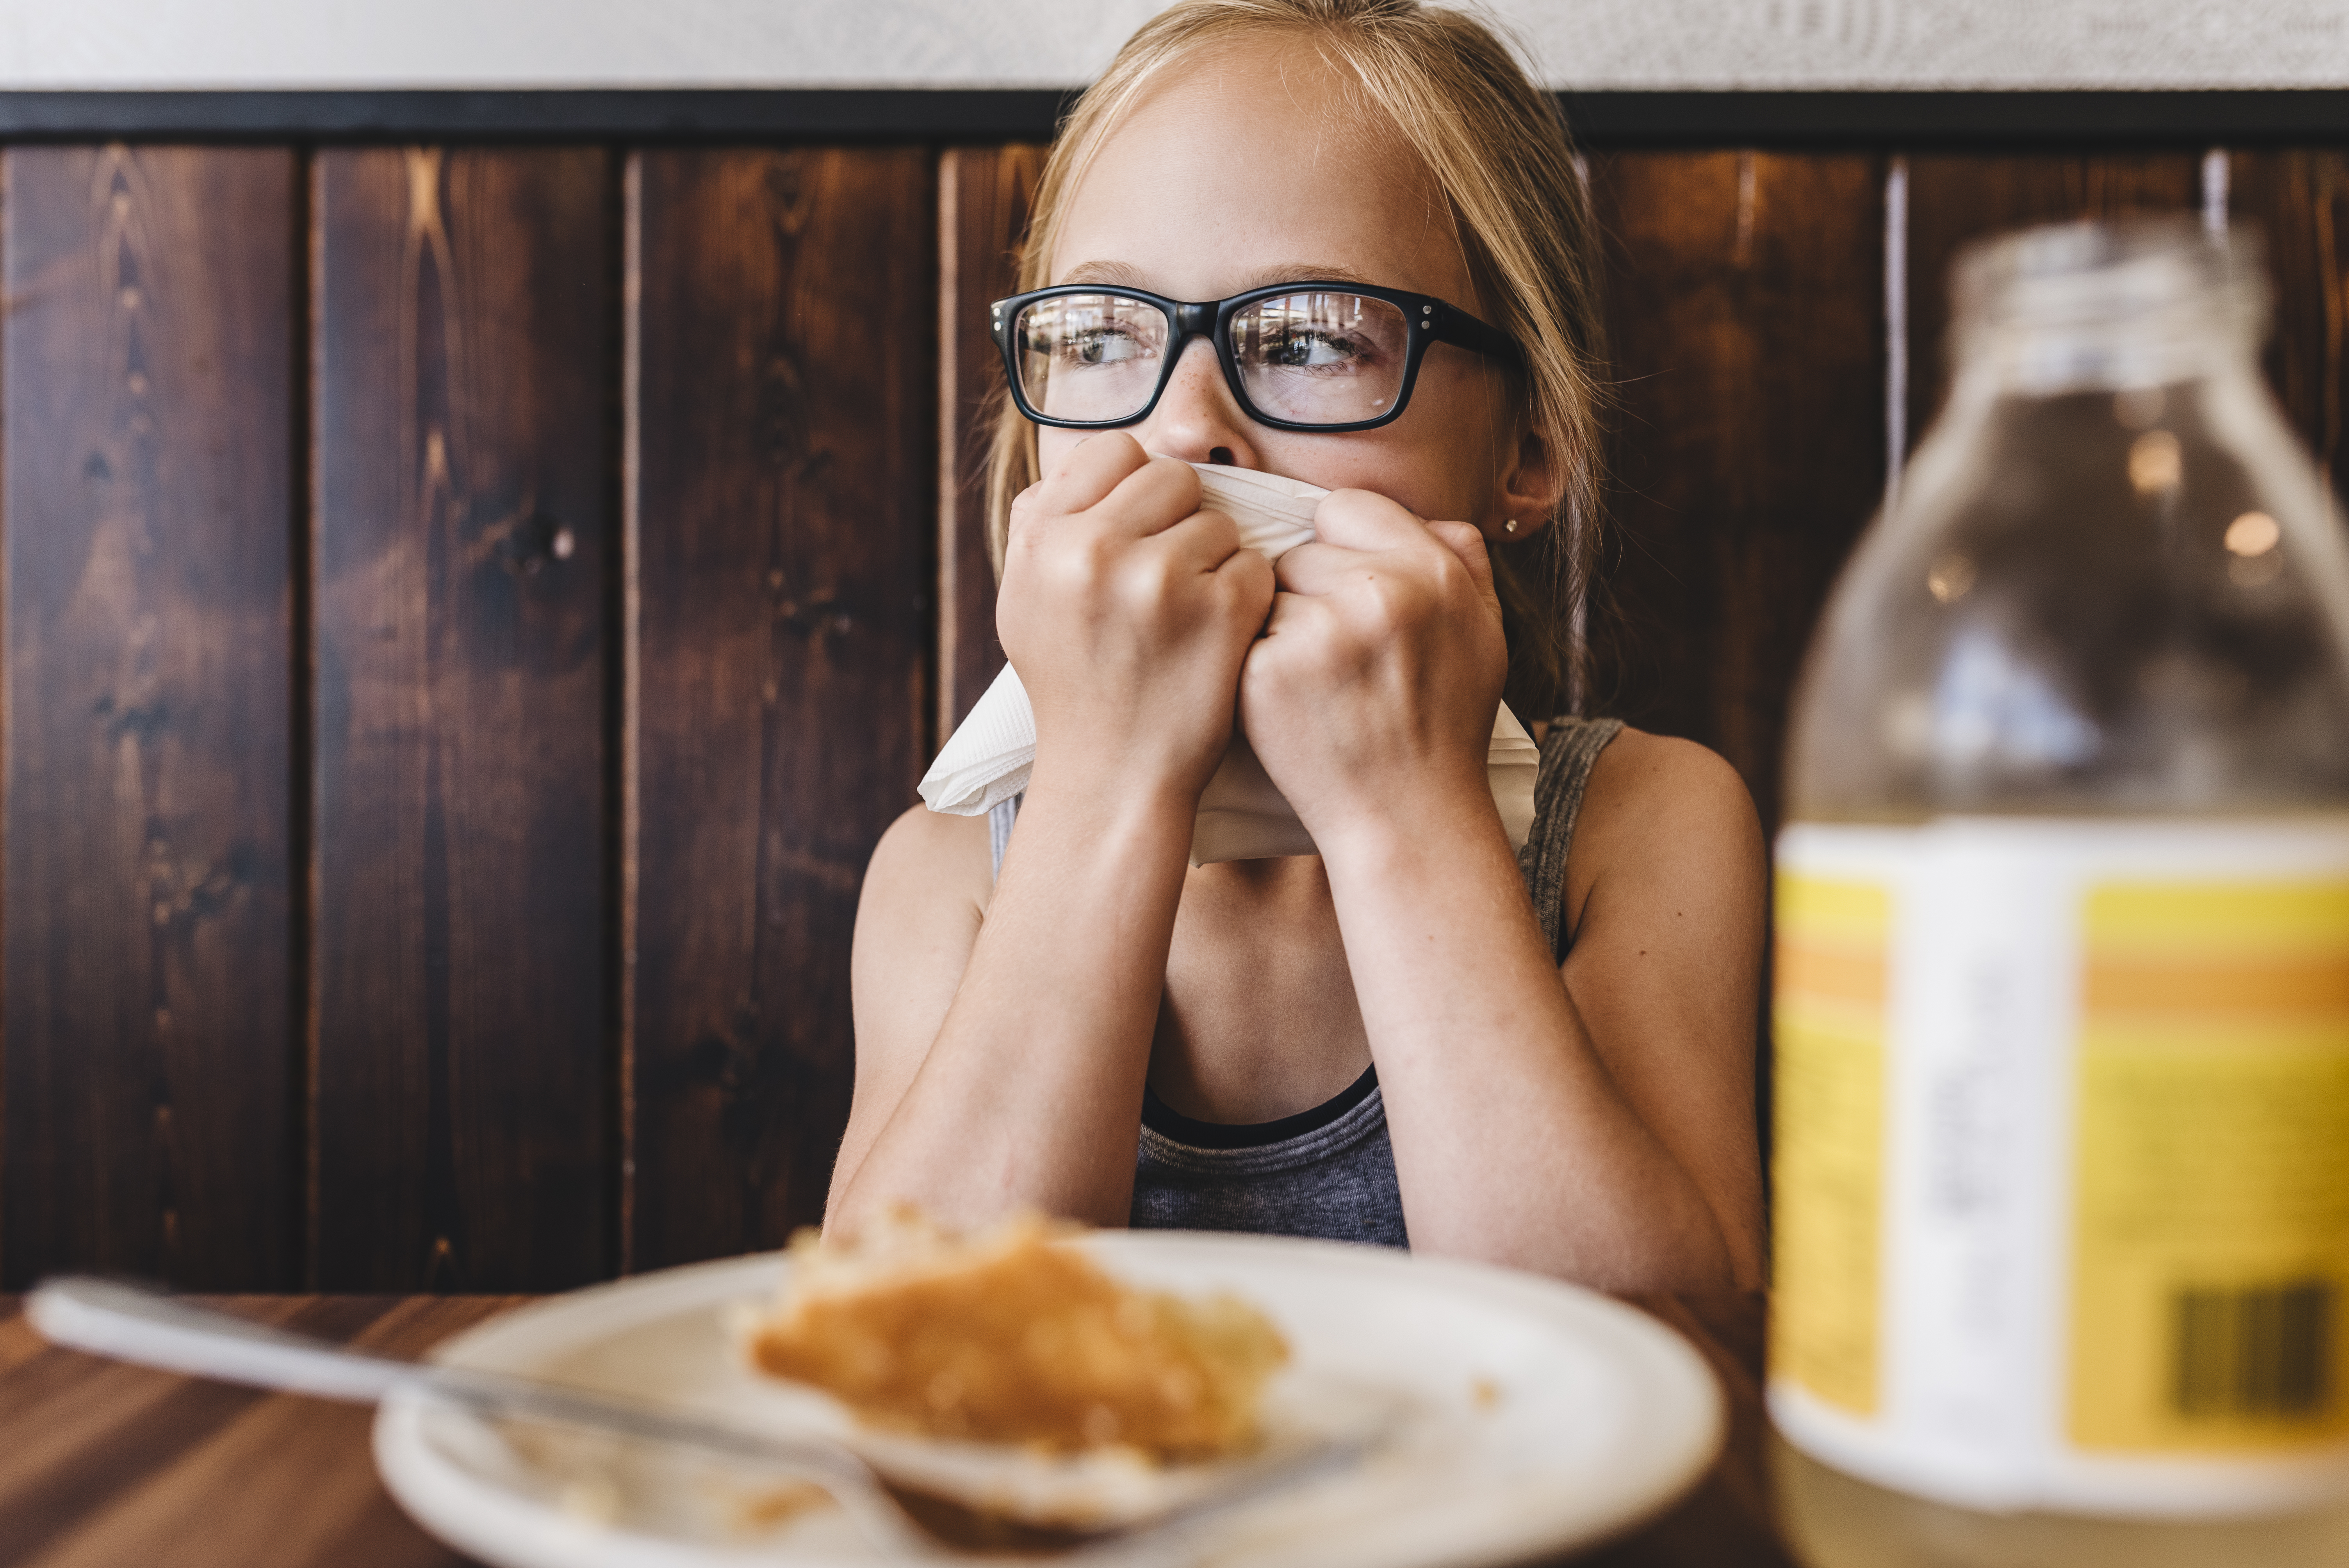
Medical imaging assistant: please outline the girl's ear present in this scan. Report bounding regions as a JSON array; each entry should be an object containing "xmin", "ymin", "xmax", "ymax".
[{"xmin": 1488, "ymin": 424, "xmax": 1565, "ymax": 542}]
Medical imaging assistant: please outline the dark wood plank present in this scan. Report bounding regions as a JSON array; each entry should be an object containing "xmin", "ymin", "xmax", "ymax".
[
  {"xmin": 1583, "ymin": 152, "xmax": 1886, "ymax": 836},
  {"xmin": 1902, "ymin": 153, "xmax": 2203, "ymax": 448},
  {"xmin": 1, "ymin": 146, "xmax": 298, "ymax": 1290},
  {"xmin": 0, "ymin": 1296, "xmax": 510, "ymax": 1568},
  {"xmin": 0, "ymin": 1298, "xmax": 361, "ymax": 1563},
  {"xmin": 311, "ymin": 147, "xmax": 615, "ymax": 1292},
  {"xmin": 937, "ymin": 143, "xmax": 1043, "ymax": 736},
  {"xmin": 628, "ymin": 148, "xmax": 933, "ymax": 1270},
  {"xmin": 2225, "ymin": 149, "xmax": 2349, "ymax": 501}
]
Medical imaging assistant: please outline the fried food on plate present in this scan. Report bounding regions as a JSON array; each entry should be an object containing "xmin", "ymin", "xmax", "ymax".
[{"xmin": 749, "ymin": 1212, "xmax": 1288, "ymax": 1459}]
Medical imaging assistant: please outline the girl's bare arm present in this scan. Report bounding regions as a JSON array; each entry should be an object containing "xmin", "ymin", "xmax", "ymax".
[
  {"xmin": 827, "ymin": 781, "xmax": 1199, "ymax": 1233},
  {"xmin": 1245, "ymin": 495, "xmax": 1765, "ymax": 1291},
  {"xmin": 827, "ymin": 805, "xmax": 985, "ymax": 1225},
  {"xmin": 1318, "ymin": 732, "xmax": 1766, "ymax": 1291},
  {"xmin": 826, "ymin": 437, "xmax": 1271, "ymax": 1234}
]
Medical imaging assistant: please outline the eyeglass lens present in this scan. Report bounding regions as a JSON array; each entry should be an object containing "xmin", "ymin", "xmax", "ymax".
[{"xmin": 1014, "ymin": 291, "xmax": 1413, "ymax": 427}]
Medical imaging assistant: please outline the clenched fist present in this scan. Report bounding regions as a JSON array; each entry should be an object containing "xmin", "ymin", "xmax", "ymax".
[
  {"xmin": 1238, "ymin": 488, "xmax": 1508, "ymax": 852},
  {"xmin": 997, "ymin": 435, "xmax": 1277, "ymax": 805}
]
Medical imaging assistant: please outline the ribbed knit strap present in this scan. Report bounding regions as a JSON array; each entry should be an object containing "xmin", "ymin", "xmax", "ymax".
[
  {"xmin": 988, "ymin": 792, "xmax": 1021, "ymax": 882},
  {"xmin": 1517, "ymin": 717, "xmax": 1625, "ymax": 963}
]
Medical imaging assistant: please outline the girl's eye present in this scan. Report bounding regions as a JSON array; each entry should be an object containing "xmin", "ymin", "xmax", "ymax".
[
  {"xmin": 1062, "ymin": 328, "xmax": 1150, "ymax": 368},
  {"xmin": 1267, "ymin": 331, "xmax": 1370, "ymax": 370}
]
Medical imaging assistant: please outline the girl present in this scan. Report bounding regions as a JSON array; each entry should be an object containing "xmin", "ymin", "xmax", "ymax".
[{"xmin": 829, "ymin": 0, "xmax": 1767, "ymax": 1292}]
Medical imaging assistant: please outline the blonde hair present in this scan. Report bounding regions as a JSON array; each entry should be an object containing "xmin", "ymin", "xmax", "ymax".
[{"xmin": 983, "ymin": 0, "xmax": 1607, "ymax": 712}]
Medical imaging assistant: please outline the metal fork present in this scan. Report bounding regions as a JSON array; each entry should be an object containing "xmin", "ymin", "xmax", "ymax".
[{"xmin": 27, "ymin": 1276, "xmax": 1359, "ymax": 1562}]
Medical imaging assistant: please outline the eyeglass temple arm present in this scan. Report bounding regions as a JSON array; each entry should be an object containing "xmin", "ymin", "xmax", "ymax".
[{"xmin": 1431, "ymin": 305, "xmax": 1524, "ymax": 367}]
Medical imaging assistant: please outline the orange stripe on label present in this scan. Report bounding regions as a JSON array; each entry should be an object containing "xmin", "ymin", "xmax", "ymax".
[
  {"xmin": 1778, "ymin": 939, "xmax": 1887, "ymax": 1007},
  {"xmin": 2085, "ymin": 957, "xmax": 2349, "ymax": 1016}
]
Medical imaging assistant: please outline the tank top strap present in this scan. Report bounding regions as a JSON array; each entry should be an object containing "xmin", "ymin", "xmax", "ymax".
[
  {"xmin": 988, "ymin": 792, "xmax": 1022, "ymax": 881},
  {"xmin": 1517, "ymin": 716, "xmax": 1625, "ymax": 962}
]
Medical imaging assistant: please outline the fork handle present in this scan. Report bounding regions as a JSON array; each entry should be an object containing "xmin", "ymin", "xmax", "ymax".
[
  {"xmin": 28, "ymin": 1277, "xmax": 952, "ymax": 1557},
  {"xmin": 26, "ymin": 1276, "xmax": 880, "ymax": 1482},
  {"xmin": 29, "ymin": 1276, "xmax": 431, "ymax": 1404}
]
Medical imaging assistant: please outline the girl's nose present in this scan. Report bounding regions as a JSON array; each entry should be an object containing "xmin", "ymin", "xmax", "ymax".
[{"xmin": 1141, "ymin": 338, "xmax": 1260, "ymax": 470}]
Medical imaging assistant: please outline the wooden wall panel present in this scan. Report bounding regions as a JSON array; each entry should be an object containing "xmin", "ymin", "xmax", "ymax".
[
  {"xmin": 628, "ymin": 149, "xmax": 932, "ymax": 1270},
  {"xmin": 2227, "ymin": 150, "xmax": 2349, "ymax": 499},
  {"xmin": 4, "ymin": 136, "xmax": 2341, "ymax": 1292},
  {"xmin": 0, "ymin": 147, "xmax": 297, "ymax": 1288},
  {"xmin": 937, "ymin": 144, "xmax": 1043, "ymax": 737},
  {"xmin": 1901, "ymin": 155, "xmax": 2203, "ymax": 446},
  {"xmin": 1584, "ymin": 153, "xmax": 1887, "ymax": 834},
  {"xmin": 311, "ymin": 147, "xmax": 613, "ymax": 1290}
]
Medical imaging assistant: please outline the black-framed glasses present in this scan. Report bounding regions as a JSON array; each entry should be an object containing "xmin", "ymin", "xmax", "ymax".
[{"xmin": 991, "ymin": 281, "xmax": 1522, "ymax": 433}]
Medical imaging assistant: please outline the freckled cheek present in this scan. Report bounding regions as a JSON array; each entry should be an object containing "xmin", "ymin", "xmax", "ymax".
[
  {"xmin": 1314, "ymin": 444, "xmax": 1479, "ymax": 521},
  {"xmin": 1316, "ymin": 375, "xmax": 1495, "ymax": 516}
]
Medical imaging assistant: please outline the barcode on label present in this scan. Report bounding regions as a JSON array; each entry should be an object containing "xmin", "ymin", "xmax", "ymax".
[{"xmin": 2171, "ymin": 1281, "xmax": 2335, "ymax": 1419}]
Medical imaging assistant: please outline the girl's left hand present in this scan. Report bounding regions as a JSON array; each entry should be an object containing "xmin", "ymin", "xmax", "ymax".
[{"xmin": 1238, "ymin": 490, "xmax": 1509, "ymax": 853}]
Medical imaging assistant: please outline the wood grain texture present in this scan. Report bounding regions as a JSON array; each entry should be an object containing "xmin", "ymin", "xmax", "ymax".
[
  {"xmin": 1902, "ymin": 153, "xmax": 2203, "ymax": 446},
  {"xmin": 2225, "ymin": 149, "xmax": 2349, "ymax": 500},
  {"xmin": 628, "ymin": 149, "xmax": 933, "ymax": 1270},
  {"xmin": 0, "ymin": 1295, "xmax": 513, "ymax": 1568},
  {"xmin": 0, "ymin": 146, "xmax": 298, "ymax": 1290},
  {"xmin": 311, "ymin": 147, "xmax": 615, "ymax": 1292},
  {"xmin": 1583, "ymin": 152, "xmax": 1887, "ymax": 836},
  {"xmin": 936, "ymin": 143, "xmax": 1043, "ymax": 736}
]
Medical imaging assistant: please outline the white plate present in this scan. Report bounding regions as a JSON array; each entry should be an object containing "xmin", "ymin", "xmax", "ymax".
[{"xmin": 373, "ymin": 1231, "xmax": 1723, "ymax": 1568}]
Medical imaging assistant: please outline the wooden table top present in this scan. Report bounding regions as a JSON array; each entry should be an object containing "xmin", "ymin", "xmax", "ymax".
[{"xmin": 0, "ymin": 1290, "xmax": 1796, "ymax": 1567}]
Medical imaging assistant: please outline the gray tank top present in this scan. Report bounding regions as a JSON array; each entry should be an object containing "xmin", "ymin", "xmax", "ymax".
[{"xmin": 987, "ymin": 716, "xmax": 1623, "ymax": 1250}]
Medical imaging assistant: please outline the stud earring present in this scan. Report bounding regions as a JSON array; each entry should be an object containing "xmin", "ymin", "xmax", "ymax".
[{"xmin": 1504, "ymin": 519, "xmax": 1518, "ymax": 535}]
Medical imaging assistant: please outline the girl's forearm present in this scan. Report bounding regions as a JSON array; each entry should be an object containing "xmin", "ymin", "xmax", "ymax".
[
  {"xmin": 1315, "ymin": 796, "xmax": 1737, "ymax": 1291},
  {"xmin": 829, "ymin": 765, "xmax": 1195, "ymax": 1234}
]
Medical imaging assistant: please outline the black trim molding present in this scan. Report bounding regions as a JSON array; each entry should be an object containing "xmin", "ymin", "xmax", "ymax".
[
  {"xmin": 0, "ymin": 88, "xmax": 1082, "ymax": 143},
  {"xmin": 1565, "ymin": 89, "xmax": 2349, "ymax": 148},
  {"xmin": 0, "ymin": 88, "xmax": 2342, "ymax": 146}
]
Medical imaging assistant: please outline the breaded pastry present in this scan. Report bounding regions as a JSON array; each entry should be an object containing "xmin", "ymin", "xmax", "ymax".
[{"xmin": 750, "ymin": 1212, "xmax": 1287, "ymax": 1459}]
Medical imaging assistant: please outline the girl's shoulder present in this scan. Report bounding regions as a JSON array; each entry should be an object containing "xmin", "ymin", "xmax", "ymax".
[
  {"xmin": 1576, "ymin": 725, "xmax": 1753, "ymax": 819},
  {"xmin": 861, "ymin": 801, "xmax": 997, "ymax": 925},
  {"xmin": 1560, "ymin": 725, "xmax": 1764, "ymax": 948}
]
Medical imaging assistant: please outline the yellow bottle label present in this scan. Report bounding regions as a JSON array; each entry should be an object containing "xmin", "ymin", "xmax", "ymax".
[
  {"xmin": 1772, "ymin": 872, "xmax": 1891, "ymax": 1417},
  {"xmin": 1771, "ymin": 821, "xmax": 2349, "ymax": 1514},
  {"xmin": 2069, "ymin": 878, "xmax": 2349, "ymax": 1452}
]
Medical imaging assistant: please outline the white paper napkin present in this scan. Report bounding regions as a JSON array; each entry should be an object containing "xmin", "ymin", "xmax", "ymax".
[{"xmin": 919, "ymin": 463, "xmax": 1541, "ymax": 865}]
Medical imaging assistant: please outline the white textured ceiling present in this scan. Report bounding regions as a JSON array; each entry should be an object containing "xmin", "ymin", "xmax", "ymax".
[{"xmin": 0, "ymin": 0, "xmax": 2343, "ymax": 90}]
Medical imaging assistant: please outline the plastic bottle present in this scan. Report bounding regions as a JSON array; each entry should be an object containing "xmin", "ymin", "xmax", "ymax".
[{"xmin": 1770, "ymin": 216, "xmax": 2349, "ymax": 1566}]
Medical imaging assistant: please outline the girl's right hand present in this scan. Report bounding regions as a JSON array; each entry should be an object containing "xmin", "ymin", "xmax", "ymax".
[{"xmin": 996, "ymin": 435, "xmax": 1276, "ymax": 805}]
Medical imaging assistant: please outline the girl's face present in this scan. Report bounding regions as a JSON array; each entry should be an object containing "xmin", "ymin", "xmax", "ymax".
[{"xmin": 1041, "ymin": 46, "xmax": 1549, "ymax": 535}]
